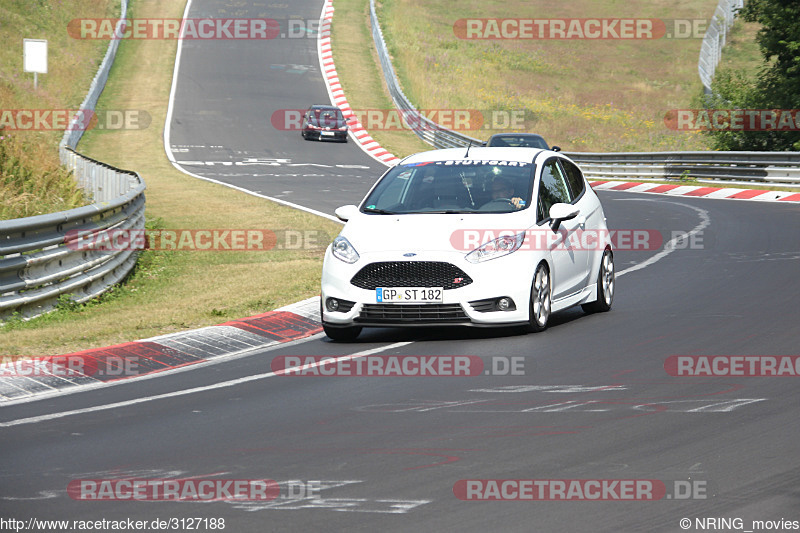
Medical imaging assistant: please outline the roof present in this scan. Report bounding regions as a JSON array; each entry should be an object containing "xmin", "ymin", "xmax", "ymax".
[{"xmin": 399, "ymin": 146, "xmax": 549, "ymax": 165}]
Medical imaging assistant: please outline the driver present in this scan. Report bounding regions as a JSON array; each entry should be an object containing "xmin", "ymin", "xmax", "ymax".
[{"xmin": 487, "ymin": 176, "xmax": 524, "ymax": 209}]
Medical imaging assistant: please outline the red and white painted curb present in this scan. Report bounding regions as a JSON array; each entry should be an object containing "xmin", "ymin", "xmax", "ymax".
[
  {"xmin": 317, "ymin": 0, "xmax": 400, "ymax": 167},
  {"xmin": 590, "ymin": 180, "xmax": 800, "ymax": 202},
  {"xmin": 0, "ymin": 298, "xmax": 322, "ymax": 403}
]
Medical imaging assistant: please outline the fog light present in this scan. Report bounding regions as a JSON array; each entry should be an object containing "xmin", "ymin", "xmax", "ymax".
[
  {"xmin": 497, "ymin": 297, "xmax": 513, "ymax": 311},
  {"xmin": 326, "ymin": 298, "xmax": 339, "ymax": 312}
]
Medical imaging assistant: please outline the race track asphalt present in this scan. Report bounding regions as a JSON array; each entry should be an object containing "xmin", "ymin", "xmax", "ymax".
[{"xmin": 2, "ymin": 1, "xmax": 799, "ymax": 531}]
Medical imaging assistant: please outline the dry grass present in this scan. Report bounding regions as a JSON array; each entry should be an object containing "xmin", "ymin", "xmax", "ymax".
[
  {"xmin": 372, "ymin": 0, "xmax": 734, "ymax": 153},
  {"xmin": 713, "ymin": 20, "xmax": 762, "ymax": 74},
  {"xmin": 0, "ymin": 133, "xmax": 85, "ymax": 219}
]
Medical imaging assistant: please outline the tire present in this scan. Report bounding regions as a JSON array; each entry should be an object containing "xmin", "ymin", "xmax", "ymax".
[
  {"xmin": 582, "ymin": 248, "xmax": 614, "ymax": 313},
  {"xmin": 528, "ymin": 262, "xmax": 551, "ymax": 332},
  {"xmin": 323, "ymin": 324, "xmax": 362, "ymax": 342}
]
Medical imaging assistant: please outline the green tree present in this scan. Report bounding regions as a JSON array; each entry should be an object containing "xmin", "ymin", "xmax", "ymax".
[{"xmin": 707, "ymin": 0, "xmax": 800, "ymax": 150}]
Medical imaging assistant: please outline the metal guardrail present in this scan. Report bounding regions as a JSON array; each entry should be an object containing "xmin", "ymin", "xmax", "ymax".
[
  {"xmin": 699, "ymin": 0, "xmax": 744, "ymax": 93},
  {"xmin": 0, "ymin": 0, "xmax": 145, "ymax": 321},
  {"xmin": 369, "ymin": 0, "xmax": 482, "ymax": 149},
  {"xmin": 564, "ymin": 151, "xmax": 800, "ymax": 184},
  {"xmin": 368, "ymin": 0, "xmax": 800, "ymax": 184},
  {"xmin": 0, "ymin": 150, "xmax": 145, "ymax": 319},
  {"xmin": 61, "ymin": 1, "xmax": 129, "ymax": 150},
  {"xmin": 1, "ymin": 148, "xmax": 145, "ymax": 319}
]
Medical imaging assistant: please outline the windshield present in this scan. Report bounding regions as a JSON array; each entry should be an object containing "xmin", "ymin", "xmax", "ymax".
[
  {"xmin": 488, "ymin": 135, "xmax": 548, "ymax": 149},
  {"xmin": 361, "ymin": 159, "xmax": 535, "ymax": 214},
  {"xmin": 310, "ymin": 108, "xmax": 345, "ymax": 127}
]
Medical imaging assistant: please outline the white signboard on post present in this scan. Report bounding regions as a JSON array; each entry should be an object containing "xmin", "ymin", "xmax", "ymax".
[{"xmin": 23, "ymin": 39, "xmax": 48, "ymax": 89}]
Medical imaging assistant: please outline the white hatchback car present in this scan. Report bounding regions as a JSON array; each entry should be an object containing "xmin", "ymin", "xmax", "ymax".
[{"xmin": 320, "ymin": 146, "xmax": 614, "ymax": 341}]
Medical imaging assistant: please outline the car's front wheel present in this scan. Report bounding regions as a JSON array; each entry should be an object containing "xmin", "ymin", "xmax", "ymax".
[
  {"xmin": 323, "ymin": 324, "xmax": 362, "ymax": 342},
  {"xmin": 582, "ymin": 248, "xmax": 614, "ymax": 313},
  {"xmin": 528, "ymin": 262, "xmax": 551, "ymax": 332}
]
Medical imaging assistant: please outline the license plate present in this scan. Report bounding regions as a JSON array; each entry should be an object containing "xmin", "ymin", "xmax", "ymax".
[
  {"xmin": 321, "ymin": 131, "xmax": 335, "ymax": 136},
  {"xmin": 376, "ymin": 287, "xmax": 443, "ymax": 303}
]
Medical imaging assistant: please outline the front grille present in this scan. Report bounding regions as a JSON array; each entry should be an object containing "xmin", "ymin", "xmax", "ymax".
[
  {"xmin": 350, "ymin": 261, "xmax": 473, "ymax": 290},
  {"xmin": 357, "ymin": 303, "xmax": 468, "ymax": 323}
]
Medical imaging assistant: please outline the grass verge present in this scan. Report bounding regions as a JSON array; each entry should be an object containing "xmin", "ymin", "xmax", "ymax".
[
  {"xmin": 1, "ymin": 0, "xmax": 342, "ymax": 356},
  {"xmin": 331, "ymin": 0, "xmax": 430, "ymax": 156}
]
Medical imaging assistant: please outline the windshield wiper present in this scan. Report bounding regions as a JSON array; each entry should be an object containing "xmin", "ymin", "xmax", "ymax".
[{"xmin": 362, "ymin": 207, "xmax": 397, "ymax": 215}]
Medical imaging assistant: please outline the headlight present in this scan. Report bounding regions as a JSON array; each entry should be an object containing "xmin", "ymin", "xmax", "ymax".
[
  {"xmin": 331, "ymin": 236, "xmax": 360, "ymax": 264},
  {"xmin": 465, "ymin": 231, "xmax": 525, "ymax": 264}
]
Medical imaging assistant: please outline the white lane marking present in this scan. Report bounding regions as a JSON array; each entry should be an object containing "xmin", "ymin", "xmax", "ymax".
[
  {"xmin": 227, "ymin": 480, "xmax": 430, "ymax": 514},
  {"xmin": 162, "ymin": 0, "xmax": 192, "ymax": 166},
  {"xmin": 161, "ymin": 0, "xmax": 344, "ymax": 224},
  {"xmin": 613, "ymin": 199, "xmax": 711, "ymax": 278},
  {"xmin": 0, "ymin": 342, "xmax": 412, "ymax": 428}
]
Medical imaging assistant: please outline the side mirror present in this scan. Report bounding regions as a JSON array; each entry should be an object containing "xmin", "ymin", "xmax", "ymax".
[
  {"xmin": 551, "ymin": 146, "xmax": 561, "ymax": 152},
  {"xmin": 548, "ymin": 203, "xmax": 579, "ymax": 232},
  {"xmin": 334, "ymin": 204, "xmax": 359, "ymax": 222}
]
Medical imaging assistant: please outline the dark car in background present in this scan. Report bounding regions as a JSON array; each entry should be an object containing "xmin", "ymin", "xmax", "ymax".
[
  {"xmin": 301, "ymin": 105, "xmax": 348, "ymax": 142},
  {"xmin": 486, "ymin": 132, "xmax": 555, "ymax": 150}
]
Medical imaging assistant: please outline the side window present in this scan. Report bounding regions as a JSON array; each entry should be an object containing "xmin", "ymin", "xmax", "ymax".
[
  {"xmin": 559, "ymin": 158, "xmax": 586, "ymax": 201},
  {"xmin": 537, "ymin": 159, "xmax": 571, "ymax": 222}
]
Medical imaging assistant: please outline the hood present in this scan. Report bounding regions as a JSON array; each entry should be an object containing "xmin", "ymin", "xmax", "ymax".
[{"xmin": 339, "ymin": 210, "xmax": 536, "ymax": 255}]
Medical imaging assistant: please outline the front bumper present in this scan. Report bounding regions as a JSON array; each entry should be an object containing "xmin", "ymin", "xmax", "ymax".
[
  {"xmin": 321, "ymin": 250, "xmax": 537, "ymax": 328},
  {"xmin": 306, "ymin": 129, "xmax": 347, "ymax": 141}
]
